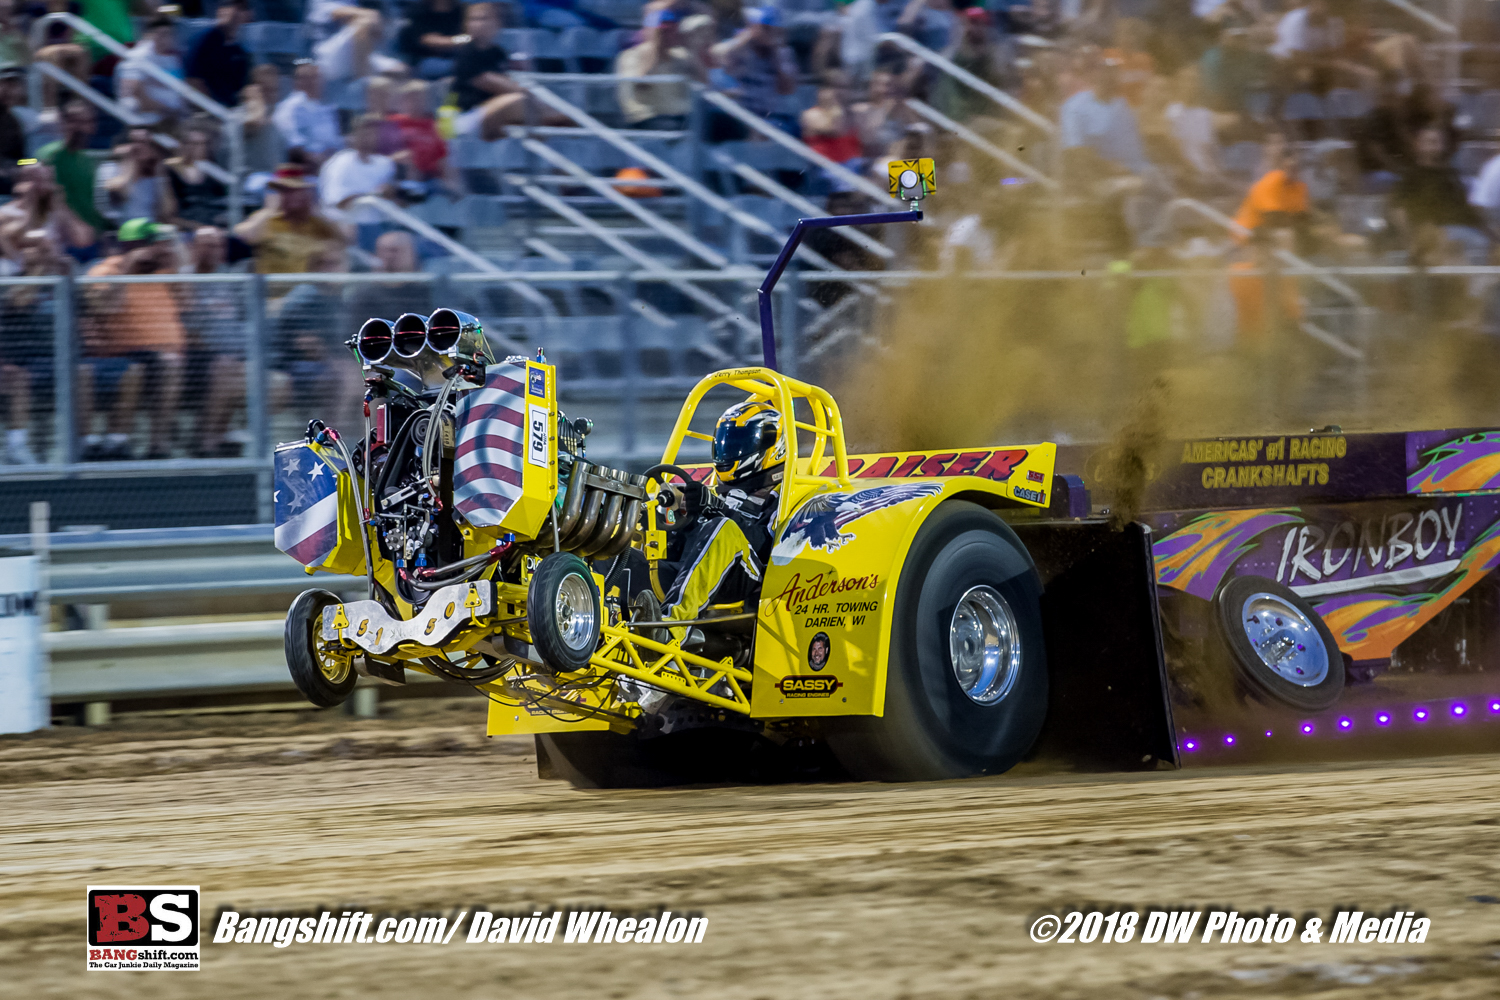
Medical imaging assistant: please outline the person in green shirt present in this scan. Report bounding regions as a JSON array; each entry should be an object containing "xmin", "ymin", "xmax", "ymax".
[
  {"xmin": 37, "ymin": 99, "xmax": 107, "ymax": 234},
  {"xmin": 81, "ymin": 0, "xmax": 135, "ymax": 56}
]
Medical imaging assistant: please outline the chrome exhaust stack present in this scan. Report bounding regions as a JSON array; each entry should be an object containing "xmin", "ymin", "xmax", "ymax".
[
  {"xmin": 390, "ymin": 312, "xmax": 450, "ymax": 384},
  {"xmin": 426, "ymin": 308, "xmax": 497, "ymax": 371},
  {"xmin": 354, "ymin": 317, "xmax": 395, "ymax": 367}
]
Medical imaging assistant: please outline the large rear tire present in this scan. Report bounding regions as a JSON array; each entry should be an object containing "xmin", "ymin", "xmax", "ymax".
[
  {"xmin": 827, "ymin": 501, "xmax": 1048, "ymax": 781},
  {"xmin": 286, "ymin": 588, "xmax": 357, "ymax": 708}
]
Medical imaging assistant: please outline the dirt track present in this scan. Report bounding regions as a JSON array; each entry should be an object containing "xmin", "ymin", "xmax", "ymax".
[{"xmin": 3, "ymin": 699, "xmax": 1499, "ymax": 999}]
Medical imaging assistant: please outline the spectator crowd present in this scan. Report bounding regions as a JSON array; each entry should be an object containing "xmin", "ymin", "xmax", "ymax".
[{"xmin": 2, "ymin": 0, "xmax": 1500, "ymax": 463}]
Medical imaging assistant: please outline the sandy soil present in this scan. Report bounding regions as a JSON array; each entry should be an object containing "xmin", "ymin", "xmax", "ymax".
[{"xmin": 3, "ymin": 699, "xmax": 1499, "ymax": 999}]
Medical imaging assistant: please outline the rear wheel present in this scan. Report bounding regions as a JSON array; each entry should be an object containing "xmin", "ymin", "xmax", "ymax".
[
  {"xmin": 285, "ymin": 588, "xmax": 356, "ymax": 708},
  {"xmin": 528, "ymin": 552, "xmax": 601, "ymax": 671},
  {"xmin": 1214, "ymin": 575, "xmax": 1344, "ymax": 711},
  {"xmin": 828, "ymin": 501, "xmax": 1048, "ymax": 781}
]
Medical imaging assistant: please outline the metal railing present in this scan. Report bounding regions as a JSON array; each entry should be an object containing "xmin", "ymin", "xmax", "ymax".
[
  {"xmin": 0, "ymin": 522, "xmax": 345, "ymax": 703},
  {"xmin": 30, "ymin": 12, "xmax": 246, "ymax": 224},
  {"xmin": 904, "ymin": 98, "xmax": 1058, "ymax": 188},
  {"xmin": 876, "ymin": 32, "xmax": 1056, "ymax": 136},
  {"xmin": 5, "ymin": 257, "xmax": 1488, "ymax": 500}
]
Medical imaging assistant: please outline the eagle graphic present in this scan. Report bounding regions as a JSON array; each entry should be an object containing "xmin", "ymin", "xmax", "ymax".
[{"xmin": 771, "ymin": 483, "xmax": 944, "ymax": 565}]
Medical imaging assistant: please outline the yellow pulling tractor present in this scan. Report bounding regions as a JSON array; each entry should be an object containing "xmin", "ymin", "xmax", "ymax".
[{"xmin": 275, "ymin": 164, "xmax": 1178, "ymax": 785}]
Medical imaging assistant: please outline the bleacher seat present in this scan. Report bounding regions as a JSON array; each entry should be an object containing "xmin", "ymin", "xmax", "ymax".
[
  {"xmin": 1324, "ymin": 88, "xmax": 1373, "ymax": 120},
  {"xmin": 1281, "ymin": 92, "xmax": 1326, "ymax": 121},
  {"xmin": 326, "ymin": 75, "xmax": 369, "ymax": 112},
  {"xmin": 584, "ymin": 83, "xmax": 623, "ymax": 119},
  {"xmin": 577, "ymin": 0, "xmax": 645, "ymax": 27},
  {"xmin": 176, "ymin": 18, "xmax": 216, "ymax": 54},
  {"xmin": 404, "ymin": 193, "xmax": 506, "ymax": 232},
  {"xmin": 459, "ymin": 194, "xmax": 509, "ymax": 228},
  {"xmin": 625, "ymin": 136, "xmax": 694, "ymax": 174},
  {"xmin": 1222, "ymin": 141, "xmax": 1263, "ymax": 178},
  {"xmin": 774, "ymin": 83, "xmax": 820, "ymax": 119},
  {"xmin": 452, "ymin": 135, "xmax": 528, "ymax": 171},
  {"xmin": 730, "ymin": 195, "xmax": 802, "ymax": 230},
  {"xmin": 1456, "ymin": 141, "xmax": 1499, "ymax": 177},
  {"xmin": 725, "ymin": 194, "xmax": 804, "ymax": 262},
  {"xmin": 718, "ymin": 140, "xmax": 808, "ymax": 173},
  {"xmin": 1472, "ymin": 90, "xmax": 1500, "ymax": 133},
  {"xmin": 548, "ymin": 136, "xmax": 631, "ymax": 173},
  {"xmin": 501, "ymin": 28, "xmax": 569, "ymax": 72},
  {"xmin": 405, "ymin": 196, "xmax": 462, "ymax": 229},
  {"xmin": 711, "ymin": 140, "xmax": 809, "ymax": 194},
  {"xmin": 240, "ymin": 20, "xmax": 309, "ymax": 58},
  {"xmin": 560, "ymin": 27, "xmax": 627, "ymax": 72}
]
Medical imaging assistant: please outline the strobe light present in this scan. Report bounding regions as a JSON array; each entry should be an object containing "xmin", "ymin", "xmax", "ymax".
[{"xmin": 355, "ymin": 317, "xmax": 395, "ymax": 366}]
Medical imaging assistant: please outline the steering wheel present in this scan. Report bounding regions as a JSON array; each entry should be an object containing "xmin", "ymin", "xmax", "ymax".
[{"xmin": 643, "ymin": 463, "xmax": 701, "ymax": 532}]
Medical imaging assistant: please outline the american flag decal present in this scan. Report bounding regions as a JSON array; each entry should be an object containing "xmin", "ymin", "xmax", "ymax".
[
  {"xmin": 453, "ymin": 361, "xmax": 527, "ymax": 527},
  {"xmin": 274, "ymin": 442, "xmax": 345, "ymax": 567}
]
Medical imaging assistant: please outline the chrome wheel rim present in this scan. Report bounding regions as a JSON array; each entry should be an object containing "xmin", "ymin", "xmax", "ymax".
[
  {"xmin": 555, "ymin": 572, "xmax": 597, "ymax": 652},
  {"xmin": 949, "ymin": 585, "xmax": 1022, "ymax": 705},
  {"xmin": 1240, "ymin": 592, "xmax": 1328, "ymax": 686}
]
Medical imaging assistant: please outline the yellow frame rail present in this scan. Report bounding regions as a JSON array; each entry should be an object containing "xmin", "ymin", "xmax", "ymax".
[{"xmin": 588, "ymin": 625, "xmax": 754, "ymax": 714}]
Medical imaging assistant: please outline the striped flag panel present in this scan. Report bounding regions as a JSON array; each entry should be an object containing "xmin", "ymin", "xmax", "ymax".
[
  {"xmin": 273, "ymin": 444, "xmax": 344, "ymax": 568},
  {"xmin": 453, "ymin": 361, "xmax": 530, "ymax": 526}
]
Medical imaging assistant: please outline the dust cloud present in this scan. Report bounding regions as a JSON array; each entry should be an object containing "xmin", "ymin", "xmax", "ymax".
[{"xmin": 830, "ymin": 168, "xmax": 1500, "ymax": 518}]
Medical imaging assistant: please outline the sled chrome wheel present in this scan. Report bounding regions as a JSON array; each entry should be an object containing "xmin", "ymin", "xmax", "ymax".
[
  {"xmin": 949, "ymin": 585, "xmax": 1022, "ymax": 706},
  {"xmin": 1214, "ymin": 575, "xmax": 1343, "ymax": 711},
  {"xmin": 1238, "ymin": 592, "xmax": 1328, "ymax": 687},
  {"xmin": 555, "ymin": 572, "xmax": 597, "ymax": 652}
]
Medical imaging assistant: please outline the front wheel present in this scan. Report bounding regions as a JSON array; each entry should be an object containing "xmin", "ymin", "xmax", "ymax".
[
  {"xmin": 285, "ymin": 588, "xmax": 357, "ymax": 708},
  {"xmin": 828, "ymin": 501, "xmax": 1048, "ymax": 781},
  {"xmin": 528, "ymin": 552, "xmax": 602, "ymax": 672}
]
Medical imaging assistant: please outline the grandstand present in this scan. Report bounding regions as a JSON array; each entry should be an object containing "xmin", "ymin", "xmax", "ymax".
[{"xmin": 2, "ymin": 0, "xmax": 1500, "ymax": 529}]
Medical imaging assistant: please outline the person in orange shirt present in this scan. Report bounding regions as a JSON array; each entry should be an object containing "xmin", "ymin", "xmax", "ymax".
[
  {"xmin": 84, "ymin": 218, "xmax": 185, "ymax": 459},
  {"xmin": 1233, "ymin": 142, "xmax": 1310, "ymax": 236},
  {"xmin": 1228, "ymin": 213, "xmax": 1304, "ymax": 346}
]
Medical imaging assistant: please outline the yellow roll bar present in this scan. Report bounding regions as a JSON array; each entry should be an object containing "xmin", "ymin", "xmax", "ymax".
[{"xmin": 659, "ymin": 367, "xmax": 855, "ymax": 524}]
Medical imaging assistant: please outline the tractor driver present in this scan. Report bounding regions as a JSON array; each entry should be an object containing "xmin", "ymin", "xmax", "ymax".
[{"xmin": 654, "ymin": 400, "xmax": 785, "ymax": 623}]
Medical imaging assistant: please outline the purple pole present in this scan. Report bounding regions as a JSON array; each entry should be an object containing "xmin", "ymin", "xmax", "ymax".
[{"xmin": 757, "ymin": 209, "xmax": 922, "ymax": 371}]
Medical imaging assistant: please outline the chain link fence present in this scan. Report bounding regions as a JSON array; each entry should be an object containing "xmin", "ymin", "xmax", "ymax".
[{"xmin": 2, "ymin": 264, "xmax": 1493, "ymax": 531}]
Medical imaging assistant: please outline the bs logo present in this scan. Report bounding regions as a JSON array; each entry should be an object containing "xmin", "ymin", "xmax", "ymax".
[{"xmin": 87, "ymin": 886, "xmax": 200, "ymax": 946}]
